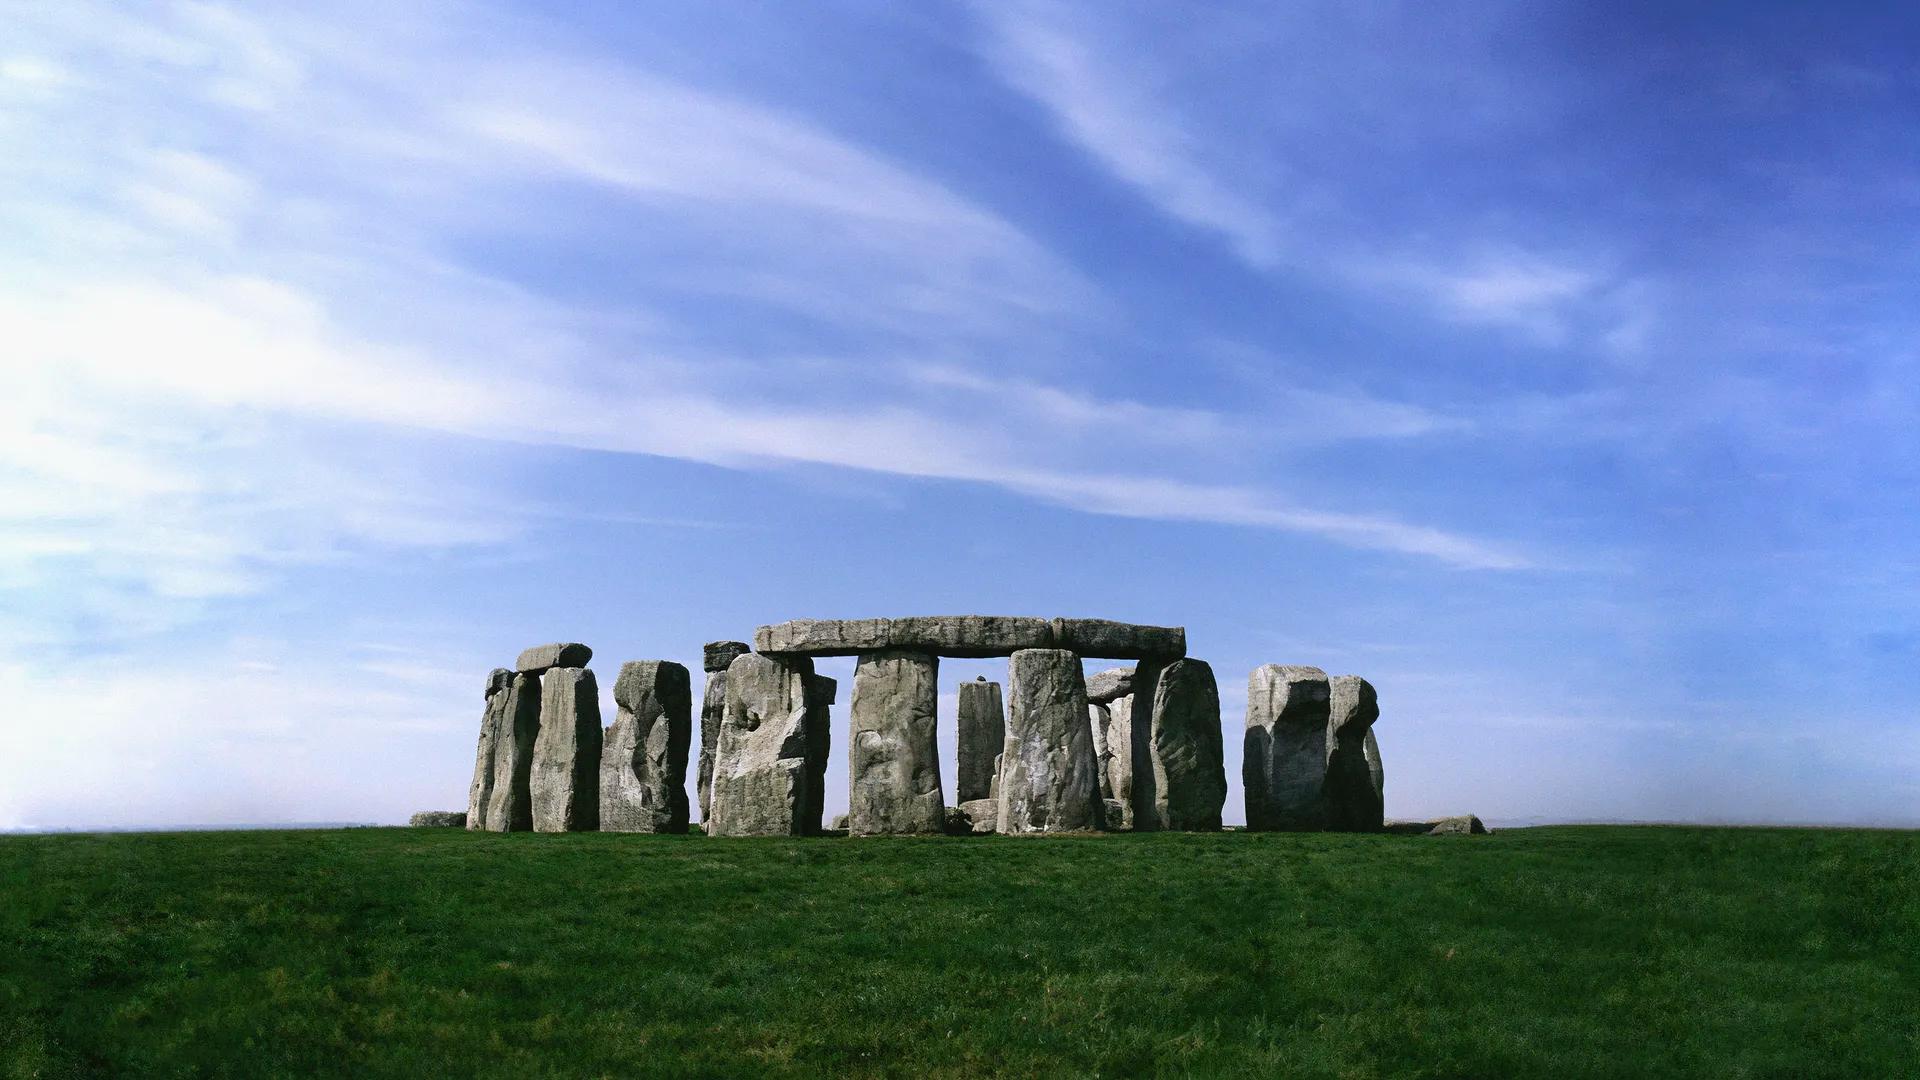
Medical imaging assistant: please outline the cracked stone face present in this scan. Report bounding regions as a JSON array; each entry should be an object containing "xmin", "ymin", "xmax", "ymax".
[
  {"xmin": 600, "ymin": 660, "xmax": 692, "ymax": 834},
  {"xmin": 847, "ymin": 649, "xmax": 944, "ymax": 835},
  {"xmin": 996, "ymin": 649, "xmax": 1104, "ymax": 834},
  {"xmin": 1243, "ymin": 665, "xmax": 1332, "ymax": 831}
]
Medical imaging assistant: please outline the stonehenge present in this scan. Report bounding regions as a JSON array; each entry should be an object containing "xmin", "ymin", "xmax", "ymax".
[
  {"xmin": 848, "ymin": 650, "xmax": 944, "ymax": 835},
  {"xmin": 955, "ymin": 677, "xmax": 1004, "ymax": 803},
  {"xmin": 997, "ymin": 649, "xmax": 1104, "ymax": 833},
  {"xmin": 697, "ymin": 641, "xmax": 749, "ymax": 823},
  {"xmin": 601, "ymin": 660, "xmax": 692, "ymax": 833},
  {"xmin": 459, "ymin": 621, "xmax": 1395, "ymax": 839},
  {"xmin": 532, "ymin": 665, "xmax": 602, "ymax": 832}
]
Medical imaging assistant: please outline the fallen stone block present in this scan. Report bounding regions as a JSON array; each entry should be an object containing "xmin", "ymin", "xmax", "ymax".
[
  {"xmin": 956, "ymin": 798, "xmax": 999, "ymax": 834},
  {"xmin": 410, "ymin": 810, "xmax": 466, "ymax": 828}
]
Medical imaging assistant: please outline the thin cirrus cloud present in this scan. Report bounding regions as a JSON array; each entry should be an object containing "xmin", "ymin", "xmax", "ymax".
[
  {"xmin": 973, "ymin": 1, "xmax": 1645, "ymax": 351},
  {"xmin": 0, "ymin": 0, "xmax": 1525, "ymax": 653}
]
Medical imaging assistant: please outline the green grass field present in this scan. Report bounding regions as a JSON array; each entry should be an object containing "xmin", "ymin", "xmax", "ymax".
[{"xmin": 3, "ymin": 826, "xmax": 1915, "ymax": 1078}]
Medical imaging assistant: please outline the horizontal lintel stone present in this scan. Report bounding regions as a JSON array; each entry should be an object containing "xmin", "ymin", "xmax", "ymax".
[
  {"xmin": 753, "ymin": 616, "xmax": 1183, "ymax": 659},
  {"xmin": 515, "ymin": 642, "xmax": 593, "ymax": 673}
]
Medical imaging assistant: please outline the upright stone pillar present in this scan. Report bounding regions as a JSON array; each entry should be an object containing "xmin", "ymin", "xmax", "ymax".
[
  {"xmin": 803, "ymin": 673, "xmax": 836, "ymax": 835},
  {"xmin": 996, "ymin": 648, "xmax": 1103, "ymax": 833},
  {"xmin": 1126, "ymin": 661, "xmax": 1166, "ymax": 830},
  {"xmin": 708, "ymin": 653, "xmax": 821, "ymax": 837},
  {"xmin": 1364, "ymin": 728, "xmax": 1385, "ymax": 810},
  {"xmin": 955, "ymin": 677, "xmax": 1004, "ymax": 803},
  {"xmin": 467, "ymin": 668, "xmax": 512, "ymax": 830},
  {"xmin": 1087, "ymin": 703, "xmax": 1115, "ymax": 801},
  {"xmin": 848, "ymin": 650, "xmax": 944, "ymax": 835},
  {"xmin": 483, "ymin": 671, "xmax": 543, "ymax": 831},
  {"xmin": 1243, "ymin": 664, "xmax": 1332, "ymax": 830},
  {"xmin": 697, "ymin": 641, "xmax": 749, "ymax": 824},
  {"xmin": 1104, "ymin": 694, "xmax": 1137, "ymax": 829},
  {"xmin": 1324, "ymin": 675, "xmax": 1383, "ymax": 832},
  {"xmin": 531, "ymin": 666, "xmax": 603, "ymax": 832},
  {"xmin": 1144, "ymin": 658, "xmax": 1226, "ymax": 831},
  {"xmin": 601, "ymin": 660, "xmax": 692, "ymax": 833}
]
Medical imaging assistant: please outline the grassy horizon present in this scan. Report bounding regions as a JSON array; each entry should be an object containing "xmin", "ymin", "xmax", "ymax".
[{"xmin": 3, "ymin": 826, "xmax": 1915, "ymax": 1077}]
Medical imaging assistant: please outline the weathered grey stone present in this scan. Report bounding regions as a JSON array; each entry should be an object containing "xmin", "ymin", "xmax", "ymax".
[
  {"xmin": 1365, "ymin": 728, "xmax": 1385, "ymax": 810},
  {"xmin": 466, "ymin": 671, "xmax": 512, "ymax": 831},
  {"xmin": 531, "ymin": 667, "xmax": 602, "ymax": 832},
  {"xmin": 803, "ymin": 674, "xmax": 833, "ymax": 834},
  {"xmin": 1324, "ymin": 676, "xmax": 1383, "ymax": 832},
  {"xmin": 410, "ymin": 810, "xmax": 466, "ymax": 827},
  {"xmin": 996, "ymin": 649, "xmax": 1104, "ymax": 833},
  {"xmin": 1105, "ymin": 693, "xmax": 1137, "ymax": 829},
  {"xmin": 754, "ymin": 616, "xmax": 1180, "ymax": 658},
  {"xmin": 887, "ymin": 616, "xmax": 1052, "ymax": 656},
  {"xmin": 1242, "ymin": 665, "xmax": 1332, "ymax": 831},
  {"xmin": 829, "ymin": 812, "xmax": 849, "ymax": 831},
  {"xmin": 1085, "ymin": 667, "xmax": 1134, "ymax": 704},
  {"xmin": 483, "ymin": 672, "xmax": 543, "ymax": 832},
  {"xmin": 1144, "ymin": 658, "xmax": 1226, "ymax": 831},
  {"xmin": 1126, "ymin": 662, "xmax": 1166, "ymax": 830},
  {"xmin": 1399, "ymin": 814, "xmax": 1488, "ymax": 835},
  {"xmin": 956, "ymin": 798, "xmax": 998, "ymax": 834},
  {"xmin": 698, "ymin": 667, "xmax": 726, "ymax": 823},
  {"xmin": 707, "ymin": 653, "xmax": 823, "ymax": 837},
  {"xmin": 703, "ymin": 640, "xmax": 750, "ymax": 673},
  {"xmin": 1087, "ymin": 703, "xmax": 1115, "ymax": 800},
  {"xmin": 1049, "ymin": 618, "xmax": 1185, "ymax": 660},
  {"xmin": 1102, "ymin": 798, "xmax": 1124, "ymax": 827},
  {"xmin": 601, "ymin": 661, "xmax": 692, "ymax": 833},
  {"xmin": 848, "ymin": 650, "xmax": 944, "ymax": 835},
  {"xmin": 955, "ymin": 677, "xmax": 1004, "ymax": 803},
  {"xmin": 515, "ymin": 642, "xmax": 592, "ymax": 673},
  {"xmin": 755, "ymin": 618, "xmax": 891, "ymax": 656}
]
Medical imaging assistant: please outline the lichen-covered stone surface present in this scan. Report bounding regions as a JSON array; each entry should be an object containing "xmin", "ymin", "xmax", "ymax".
[
  {"xmin": 515, "ymin": 642, "xmax": 593, "ymax": 673},
  {"xmin": 698, "ymin": 667, "xmax": 727, "ymax": 823},
  {"xmin": 955, "ymin": 677, "xmax": 1004, "ymax": 803},
  {"xmin": 996, "ymin": 649, "xmax": 1103, "ymax": 833},
  {"xmin": 1324, "ymin": 676, "xmax": 1383, "ymax": 832},
  {"xmin": 409, "ymin": 810, "xmax": 467, "ymax": 827},
  {"xmin": 703, "ymin": 640, "xmax": 750, "ymax": 672},
  {"xmin": 848, "ymin": 650, "xmax": 944, "ymax": 835},
  {"xmin": 483, "ymin": 672, "xmax": 543, "ymax": 832},
  {"xmin": 955, "ymin": 797, "xmax": 998, "ymax": 834},
  {"xmin": 600, "ymin": 660, "xmax": 692, "ymax": 833},
  {"xmin": 531, "ymin": 666, "xmax": 602, "ymax": 833},
  {"xmin": 1087, "ymin": 703, "xmax": 1115, "ymax": 800},
  {"xmin": 707, "ymin": 653, "xmax": 820, "ymax": 837},
  {"xmin": 1084, "ymin": 667, "xmax": 1134, "ymax": 704},
  {"xmin": 1145, "ymin": 658, "xmax": 1226, "ymax": 831},
  {"xmin": 1104, "ymin": 693, "xmax": 1137, "ymax": 829},
  {"xmin": 753, "ymin": 616, "xmax": 1182, "ymax": 659},
  {"xmin": 1243, "ymin": 664, "xmax": 1332, "ymax": 830},
  {"xmin": 1048, "ymin": 618, "xmax": 1185, "ymax": 660},
  {"xmin": 466, "ymin": 669, "xmax": 511, "ymax": 830}
]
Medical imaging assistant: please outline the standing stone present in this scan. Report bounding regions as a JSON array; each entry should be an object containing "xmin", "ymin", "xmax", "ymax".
[
  {"xmin": 1324, "ymin": 676, "xmax": 1383, "ymax": 832},
  {"xmin": 483, "ymin": 672, "xmax": 544, "ymax": 832},
  {"xmin": 803, "ymin": 674, "xmax": 835, "ymax": 835},
  {"xmin": 697, "ymin": 641, "xmax": 750, "ymax": 824},
  {"xmin": 1087, "ymin": 703, "xmax": 1115, "ymax": 801},
  {"xmin": 1243, "ymin": 665, "xmax": 1332, "ymax": 830},
  {"xmin": 996, "ymin": 649, "xmax": 1103, "ymax": 833},
  {"xmin": 531, "ymin": 667, "xmax": 602, "ymax": 832},
  {"xmin": 955, "ymin": 677, "xmax": 1005, "ymax": 803},
  {"xmin": 601, "ymin": 661, "xmax": 692, "ymax": 833},
  {"xmin": 1144, "ymin": 658, "xmax": 1227, "ymax": 831},
  {"xmin": 1103, "ymin": 694, "xmax": 1133, "ymax": 828},
  {"xmin": 848, "ymin": 650, "xmax": 944, "ymax": 835},
  {"xmin": 1126, "ymin": 661, "xmax": 1165, "ymax": 830},
  {"xmin": 1364, "ymin": 728, "xmax": 1385, "ymax": 809},
  {"xmin": 708, "ymin": 653, "xmax": 823, "ymax": 837},
  {"xmin": 466, "ymin": 668, "xmax": 513, "ymax": 830}
]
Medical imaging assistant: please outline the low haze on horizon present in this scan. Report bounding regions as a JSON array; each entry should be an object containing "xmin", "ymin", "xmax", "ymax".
[{"xmin": 3, "ymin": 1, "xmax": 1917, "ymax": 831}]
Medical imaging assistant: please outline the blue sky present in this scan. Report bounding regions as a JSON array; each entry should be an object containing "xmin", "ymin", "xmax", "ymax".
[{"xmin": 3, "ymin": 1, "xmax": 1916, "ymax": 830}]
